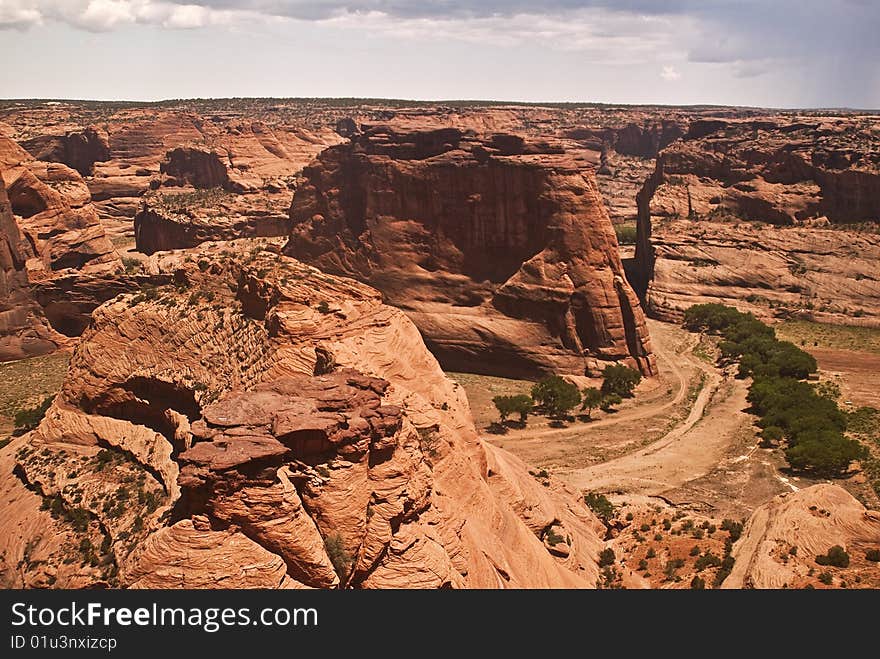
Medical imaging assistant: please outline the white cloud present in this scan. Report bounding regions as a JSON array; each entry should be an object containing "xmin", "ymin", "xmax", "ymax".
[
  {"xmin": 0, "ymin": 0, "xmax": 257, "ymax": 31},
  {"xmin": 660, "ymin": 65, "xmax": 680, "ymax": 81}
]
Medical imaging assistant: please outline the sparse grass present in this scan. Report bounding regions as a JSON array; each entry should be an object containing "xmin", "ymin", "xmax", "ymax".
[
  {"xmin": 776, "ymin": 320, "xmax": 880, "ymax": 355},
  {"xmin": 150, "ymin": 187, "xmax": 231, "ymax": 215},
  {"xmin": 0, "ymin": 353, "xmax": 69, "ymax": 432}
]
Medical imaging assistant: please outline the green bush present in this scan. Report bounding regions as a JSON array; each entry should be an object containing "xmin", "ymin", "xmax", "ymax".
[
  {"xmin": 583, "ymin": 493, "xmax": 615, "ymax": 522},
  {"xmin": 601, "ymin": 364, "xmax": 642, "ymax": 398},
  {"xmin": 598, "ymin": 548, "xmax": 616, "ymax": 568},
  {"xmin": 684, "ymin": 303, "xmax": 864, "ymax": 478},
  {"xmin": 531, "ymin": 376, "xmax": 581, "ymax": 420},
  {"xmin": 720, "ymin": 519, "xmax": 743, "ymax": 542},
  {"xmin": 818, "ymin": 571, "xmax": 833, "ymax": 585},
  {"xmin": 865, "ymin": 549, "xmax": 880, "ymax": 562},
  {"xmin": 614, "ymin": 223, "xmax": 638, "ymax": 245},
  {"xmin": 815, "ymin": 545, "xmax": 850, "ymax": 568},
  {"xmin": 690, "ymin": 575, "xmax": 706, "ymax": 590},
  {"xmin": 324, "ymin": 534, "xmax": 352, "ymax": 582}
]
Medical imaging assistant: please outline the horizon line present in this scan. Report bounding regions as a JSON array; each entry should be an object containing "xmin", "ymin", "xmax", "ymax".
[{"xmin": 1, "ymin": 96, "xmax": 878, "ymax": 114}]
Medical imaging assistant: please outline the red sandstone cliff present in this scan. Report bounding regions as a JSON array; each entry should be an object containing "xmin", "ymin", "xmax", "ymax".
[
  {"xmin": 285, "ymin": 122, "xmax": 655, "ymax": 378},
  {"xmin": 0, "ymin": 242, "xmax": 606, "ymax": 589}
]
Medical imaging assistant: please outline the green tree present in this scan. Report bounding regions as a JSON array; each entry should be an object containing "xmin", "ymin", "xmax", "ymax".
[
  {"xmin": 509, "ymin": 394, "xmax": 534, "ymax": 423},
  {"xmin": 492, "ymin": 395, "xmax": 517, "ymax": 423},
  {"xmin": 600, "ymin": 394, "xmax": 622, "ymax": 412},
  {"xmin": 531, "ymin": 376, "xmax": 581, "ymax": 420},
  {"xmin": 601, "ymin": 364, "xmax": 642, "ymax": 398},
  {"xmin": 580, "ymin": 387, "xmax": 604, "ymax": 418}
]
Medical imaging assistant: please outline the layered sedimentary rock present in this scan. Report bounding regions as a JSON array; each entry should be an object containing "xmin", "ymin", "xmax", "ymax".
[
  {"xmin": 21, "ymin": 126, "xmax": 111, "ymax": 177},
  {"xmin": 134, "ymin": 189, "xmax": 292, "ymax": 255},
  {"xmin": 285, "ymin": 123, "xmax": 656, "ymax": 378},
  {"xmin": 723, "ymin": 485, "xmax": 880, "ymax": 589},
  {"xmin": 0, "ymin": 136, "xmax": 120, "ymax": 358},
  {"xmin": 0, "ymin": 174, "xmax": 64, "ymax": 360},
  {"xmin": 0, "ymin": 241, "xmax": 606, "ymax": 589},
  {"xmin": 0, "ymin": 137, "xmax": 119, "ymax": 276},
  {"xmin": 635, "ymin": 117, "xmax": 880, "ymax": 325}
]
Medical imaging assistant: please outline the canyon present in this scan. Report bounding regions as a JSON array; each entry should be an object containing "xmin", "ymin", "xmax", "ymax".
[{"xmin": 0, "ymin": 98, "xmax": 878, "ymax": 590}]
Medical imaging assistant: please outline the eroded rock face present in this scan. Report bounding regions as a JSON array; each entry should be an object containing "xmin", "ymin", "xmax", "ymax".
[
  {"xmin": 0, "ymin": 174, "xmax": 64, "ymax": 360},
  {"xmin": 0, "ymin": 136, "xmax": 121, "ymax": 359},
  {"xmin": 285, "ymin": 123, "xmax": 655, "ymax": 378},
  {"xmin": 0, "ymin": 137, "xmax": 119, "ymax": 276},
  {"xmin": 0, "ymin": 241, "xmax": 606, "ymax": 589},
  {"xmin": 21, "ymin": 126, "xmax": 111, "ymax": 177},
  {"xmin": 134, "ymin": 191, "xmax": 292, "ymax": 256},
  {"xmin": 635, "ymin": 117, "xmax": 880, "ymax": 325},
  {"xmin": 723, "ymin": 485, "xmax": 880, "ymax": 589}
]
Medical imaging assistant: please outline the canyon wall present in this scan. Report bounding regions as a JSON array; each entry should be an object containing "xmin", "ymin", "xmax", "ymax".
[
  {"xmin": 285, "ymin": 122, "xmax": 655, "ymax": 378},
  {"xmin": 635, "ymin": 116, "xmax": 880, "ymax": 325}
]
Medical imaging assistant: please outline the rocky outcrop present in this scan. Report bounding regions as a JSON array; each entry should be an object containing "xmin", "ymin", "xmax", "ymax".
[
  {"xmin": 0, "ymin": 136, "xmax": 119, "ymax": 276},
  {"xmin": 0, "ymin": 136, "xmax": 121, "ymax": 359},
  {"xmin": 21, "ymin": 126, "xmax": 111, "ymax": 177},
  {"xmin": 134, "ymin": 191, "xmax": 293, "ymax": 255},
  {"xmin": 723, "ymin": 485, "xmax": 880, "ymax": 589},
  {"xmin": 159, "ymin": 147, "xmax": 230, "ymax": 190},
  {"xmin": 563, "ymin": 120, "xmax": 685, "ymax": 159},
  {"xmin": 634, "ymin": 116, "xmax": 880, "ymax": 324},
  {"xmin": 0, "ymin": 174, "xmax": 64, "ymax": 360},
  {"xmin": 0, "ymin": 241, "xmax": 606, "ymax": 589},
  {"xmin": 285, "ymin": 123, "xmax": 656, "ymax": 378}
]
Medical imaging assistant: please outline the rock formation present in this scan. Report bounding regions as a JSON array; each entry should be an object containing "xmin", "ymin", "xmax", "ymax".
[
  {"xmin": 21, "ymin": 126, "xmax": 111, "ymax": 177},
  {"xmin": 0, "ymin": 173, "xmax": 64, "ymax": 361},
  {"xmin": 635, "ymin": 116, "xmax": 880, "ymax": 325},
  {"xmin": 134, "ymin": 189, "xmax": 292, "ymax": 256},
  {"xmin": 285, "ymin": 122, "xmax": 656, "ymax": 378},
  {"xmin": 0, "ymin": 241, "xmax": 606, "ymax": 589},
  {"xmin": 0, "ymin": 136, "xmax": 121, "ymax": 358},
  {"xmin": 723, "ymin": 485, "xmax": 880, "ymax": 589}
]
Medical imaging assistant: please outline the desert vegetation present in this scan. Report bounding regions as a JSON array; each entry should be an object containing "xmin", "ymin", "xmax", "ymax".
[{"xmin": 684, "ymin": 303, "xmax": 867, "ymax": 477}]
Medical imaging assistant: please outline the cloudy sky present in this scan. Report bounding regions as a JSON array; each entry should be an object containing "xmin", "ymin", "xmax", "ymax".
[{"xmin": 0, "ymin": 1, "xmax": 877, "ymax": 107}]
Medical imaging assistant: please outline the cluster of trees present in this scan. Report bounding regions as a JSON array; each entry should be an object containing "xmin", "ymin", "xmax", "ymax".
[
  {"xmin": 492, "ymin": 365, "xmax": 643, "ymax": 429},
  {"xmin": 684, "ymin": 303, "xmax": 866, "ymax": 477}
]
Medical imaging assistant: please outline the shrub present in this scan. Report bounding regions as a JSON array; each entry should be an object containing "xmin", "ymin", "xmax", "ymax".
[
  {"xmin": 324, "ymin": 534, "xmax": 352, "ymax": 581},
  {"xmin": 14, "ymin": 396, "xmax": 54, "ymax": 433},
  {"xmin": 614, "ymin": 223, "xmax": 637, "ymax": 245},
  {"xmin": 598, "ymin": 548, "xmax": 616, "ymax": 568},
  {"xmin": 721, "ymin": 519, "xmax": 743, "ymax": 542},
  {"xmin": 690, "ymin": 575, "xmax": 706, "ymax": 590},
  {"xmin": 583, "ymin": 493, "xmax": 615, "ymax": 522},
  {"xmin": 317, "ymin": 301, "xmax": 331, "ymax": 314},
  {"xmin": 531, "ymin": 376, "xmax": 581, "ymax": 420},
  {"xmin": 759, "ymin": 425, "xmax": 784, "ymax": 447},
  {"xmin": 695, "ymin": 552, "xmax": 722, "ymax": 571},
  {"xmin": 818, "ymin": 571, "xmax": 833, "ymax": 585},
  {"xmin": 865, "ymin": 549, "xmax": 880, "ymax": 562},
  {"xmin": 638, "ymin": 559, "xmax": 648, "ymax": 571},
  {"xmin": 815, "ymin": 545, "xmax": 850, "ymax": 568},
  {"xmin": 601, "ymin": 364, "xmax": 642, "ymax": 398},
  {"xmin": 640, "ymin": 523, "xmax": 651, "ymax": 532},
  {"xmin": 646, "ymin": 547, "xmax": 656, "ymax": 559},
  {"xmin": 690, "ymin": 545, "xmax": 701, "ymax": 556}
]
